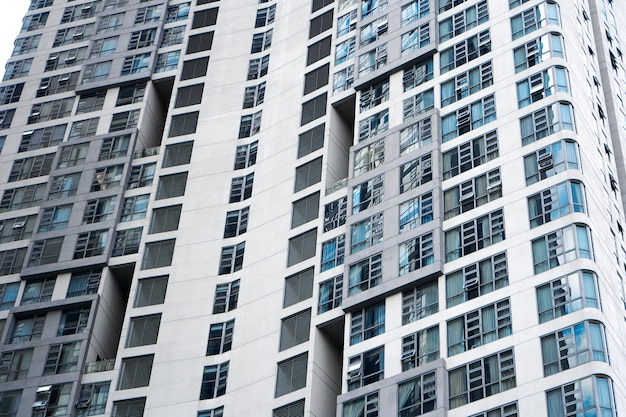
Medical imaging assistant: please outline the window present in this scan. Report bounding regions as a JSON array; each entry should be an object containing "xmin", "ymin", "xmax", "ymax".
[
  {"xmin": 441, "ymin": 61, "xmax": 493, "ymax": 107},
  {"xmin": 20, "ymin": 277, "xmax": 55, "ymax": 305},
  {"xmin": 3, "ymin": 58, "xmax": 32, "ymax": 80},
  {"xmin": 229, "ymin": 173, "xmax": 254, "ymax": 203},
  {"xmin": 397, "ymin": 371, "xmax": 436, "ymax": 416},
  {"xmin": 310, "ymin": 10, "xmax": 333, "ymax": 38},
  {"xmin": 441, "ymin": 94, "xmax": 496, "ymax": 142},
  {"xmin": 243, "ymin": 83, "xmax": 266, "ymax": 109},
  {"xmin": 163, "ymin": 141, "xmax": 193, "ymax": 168},
  {"xmin": 128, "ymin": 28, "xmax": 156, "ymax": 50},
  {"xmin": 358, "ymin": 109, "xmax": 388, "ymax": 141},
  {"xmin": 200, "ymin": 361, "xmax": 229, "ymax": 399},
  {"xmin": 135, "ymin": 4, "xmax": 163, "ymax": 23},
  {"xmin": 514, "ymin": 32, "xmax": 564, "ymax": 73},
  {"xmin": 69, "ymin": 118, "xmax": 99, "ymax": 139},
  {"xmin": 440, "ymin": 30, "xmax": 491, "ymax": 74},
  {"xmin": 352, "ymin": 176, "xmax": 383, "ymax": 214},
  {"xmin": 255, "ymin": 5, "xmax": 276, "ymax": 27},
  {"xmin": 82, "ymin": 61, "xmax": 112, "ymax": 84},
  {"xmin": 353, "ymin": 139, "xmax": 384, "ymax": 176},
  {"xmin": 142, "ymin": 239, "xmax": 175, "ymax": 269},
  {"xmin": 401, "ymin": 280, "xmax": 437, "ymax": 324},
  {"xmin": 280, "ymin": 309, "xmax": 311, "ymax": 351},
  {"xmin": 445, "ymin": 208, "xmax": 505, "ymax": 262},
  {"xmin": 7, "ymin": 154, "xmax": 54, "ymax": 182},
  {"xmin": 541, "ymin": 321, "xmax": 606, "ymax": 376},
  {"xmin": 520, "ymin": 102, "xmax": 575, "ymax": 145},
  {"xmin": 446, "ymin": 252, "xmax": 508, "ymax": 307},
  {"xmin": 1, "ymin": 183, "xmax": 46, "ymax": 210},
  {"xmin": 517, "ymin": 66, "xmax": 569, "ymax": 108},
  {"xmin": 213, "ymin": 279, "xmax": 239, "ymax": 313},
  {"xmin": 318, "ymin": 275, "xmax": 342, "ymax": 313},
  {"xmin": 511, "ymin": 2, "xmax": 560, "ymax": 40},
  {"xmin": 156, "ymin": 172, "xmax": 188, "ymax": 199},
  {"xmin": 361, "ymin": 74, "xmax": 389, "ymax": 109},
  {"xmin": 525, "ymin": 139, "xmax": 579, "ymax": 185},
  {"xmin": 91, "ymin": 165, "xmax": 124, "ymax": 191},
  {"xmin": 546, "ymin": 376, "xmax": 615, "ymax": 417},
  {"xmin": 0, "ymin": 83, "xmax": 23, "ymax": 104},
  {"xmin": 12, "ymin": 34, "xmax": 41, "ymax": 55},
  {"xmin": 399, "ymin": 191, "xmax": 433, "ymax": 233},
  {"xmin": 99, "ymin": 135, "xmax": 130, "ymax": 160},
  {"xmin": 116, "ymin": 83, "xmax": 146, "ymax": 107},
  {"xmin": 362, "ymin": 0, "xmax": 387, "ymax": 18},
  {"xmin": 37, "ymin": 72, "xmax": 80, "ymax": 96},
  {"xmin": 399, "ymin": 232, "xmax": 435, "ymax": 275},
  {"xmin": 218, "ymin": 242, "xmax": 245, "ymax": 275},
  {"xmin": 43, "ymin": 341, "xmax": 82, "ymax": 375},
  {"xmin": 74, "ymin": 230, "xmax": 108, "ymax": 259},
  {"xmin": 96, "ymin": 12, "xmax": 124, "ymax": 33},
  {"xmin": 401, "ymin": 326, "xmax": 439, "ymax": 371},
  {"xmin": 537, "ymin": 270, "xmax": 599, "ymax": 323},
  {"xmin": 90, "ymin": 36, "xmax": 118, "ymax": 58},
  {"xmin": 31, "ymin": 384, "xmax": 72, "ymax": 417},
  {"xmin": 443, "ymin": 130, "xmax": 498, "ymax": 179},
  {"xmin": 294, "ymin": 157, "xmax": 322, "ymax": 192},
  {"xmin": 0, "ymin": 282, "xmax": 19, "ymax": 310},
  {"xmin": 199, "ymin": 407, "xmax": 224, "ymax": 417},
  {"xmin": 444, "ymin": 168, "xmax": 501, "ymax": 219},
  {"xmin": 112, "ymin": 228, "xmax": 142, "ymax": 256},
  {"xmin": 400, "ymin": 153, "xmax": 432, "ymax": 193},
  {"xmin": 10, "ymin": 315, "xmax": 45, "ymax": 343},
  {"xmin": 187, "ymin": 32, "xmax": 214, "ymax": 54},
  {"xmin": 247, "ymin": 55, "xmax": 270, "ymax": 80},
  {"xmin": 312, "ymin": 0, "xmax": 333, "ymax": 12},
  {"xmin": 284, "ymin": 268, "xmax": 313, "ymax": 307},
  {"xmin": 448, "ymin": 349, "xmax": 516, "ymax": 409},
  {"xmin": 120, "ymin": 195, "xmax": 149, "ymax": 222},
  {"xmin": 174, "ymin": 84, "xmax": 204, "ymax": 109},
  {"xmin": 22, "ymin": 11, "xmax": 49, "ymax": 31},
  {"xmin": 403, "ymin": 89, "xmax": 434, "ymax": 120},
  {"xmin": 0, "ymin": 349, "xmax": 32, "ymax": 382},
  {"xmin": 76, "ymin": 382, "xmax": 110, "ymax": 416},
  {"xmin": 320, "ymin": 235, "xmax": 345, "ymax": 272},
  {"xmin": 135, "ymin": 276, "xmax": 168, "ymax": 307},
  {"xmin": 342, "ymin": 392, "xmax": 379, "ymax": 417},
  {"xmin": 338, "ymin": 10, "xmax": 356, "ymax": 37},
  {"xmin": 348, "ymin": 252, "xmax": 382, "ymax": 295},
  {"xmin": 301, "ymin": 93, "xmax": 327, "ymax": 126},
  {"xmin": 17, "ymin": 125, "xmax": 64, "ymax": 153},
  {"xmin": 292, "ymin": 193, "xmax": 320, "ymax": 228},
  {"xmin": 275, "ymin": 353, "xmax": 307, "ymax": 397},
  {"xmin": 120, "ymin": 53, "xmax": 151, "ymax": 75},
  {"xmin": 155, "ymin": 50, "xmax": 181, "ymax": 73},
  {"xmin": 324, "ymin": 197, "xmax": 347, "ymax": 232},
  {"xmin": 440, "ymin": 1, "xmax": 488, "ymax": 42},
  {"xmin": 127, "ymin": 314, "xmax": 161, "ymax": 348},
  {"xmin": 358, "ymin": 44, "xmax": 387, "ymax": 76},
  {"xmin": 150, "ymin": 205, "xmax": 182, "ymax": 234},
  {"xmin": 29, "ymin": 237, "xmax": 63, "ymax": 266},
  {"xmin": 206, "ymin": 319, "xmax": 234, "ymax": 355},
  {"xmin": 333, "ymin": 65, "xmax": 355, "ymax": 95},
  {"xmin": 223, "ymin": 207, "xmax": 249, "ymax": 238},
  {"xmin": 38, "ymin": 205, "xmax": 72, "ymax": 232},
  {"xmin": 118, "ymin": 355, "xmax": 153, "ymax": 389},
  {"xmin": 528, "ymin": 181, "xmax": 585, "ymax": 228},
  {"xmin": 109, "ymin": 109, "xmax": 140, "ymax": 132},
  {"xmin": 351, "ymin": 213, "xmax": 383, "ymax": 254},
  {"xmin": 239, "ymin": 111, "xmax": 262, "ymax": 138},
  {"xmin": 360, "ymin": 16, "xmax": 388, "ymax": 47},
  {"xmin": 401, "ymin": 24, "xmax": 430, "ymax": 56},
  {"xmin": 234, "ymin": 141, "xmax": 258, "ymax": 170},
  {"xmin": 112, "ymin": 397, "xmax": 146, "ymax": 417},
  {"xmin": 0, "ymin": 109, "xmax": 15, "ymax": 130},
  {"xmin": 28, "ymin": 97, "xmax": 75, "ymax": 124},
  {"xmin": 128, "ymin": 163, "xmax": 156, "ymax": 189},
  {"xmin": 67, "ymin": 269, "xmax": 101, "ymax": 297},
  {"xmin": 45, "ymin": 47, "xmax": 88, "ymax": 72},
  {"xmin": 532, "ymin": 224, "xmax": 592, "ymax": 274},
  {"xmin": 350, "ymin": 301, "xmax": 384, "ymax": 345},
  {"xmin": 347, "ymin": 346, "xmax": 383, "ymax": 392},
  {"xmin": 251, "ymin": 29, "xmax": 273, "ymax": 53},
  {"xmin": 470, "ymin": 403, "xmax": 518, "ymax": 417},
  {"xmin": 448, "ymin": 298, "xmax": 511, "ymax": 355},
  {"xmin": 304, "ymin": 64, "xmax": 329, "ymax": 95},
  {"xmin": 191, "ymin": 10, "xmax": 217, "ymax": 31},
  {"xmin": 273, "ymin": 400, "xmax": 304, "ymax": 417},
  {"xmin": 288, "ymin": 228, "xmax": 317, "ymax": 266},
  {"xmin": 166, "ymin": 2, "xmax": 190, "ymax": 22},
  {"xmin": 160, "ymin": 26, "xmax": 185, "ymax": 47},
  {"xmin": 169, "ymin": 112, "xmax": 199, "ymax": 137},
  {"xmin": 400, "ymin": 118, "xmax": 432, "ymax": 157},
  {"xmin": 0, "ymin": 248, "xmax": 26, "ymax": 276}
]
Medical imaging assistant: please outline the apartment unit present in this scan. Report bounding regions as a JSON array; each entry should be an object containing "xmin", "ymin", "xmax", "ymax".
[{"xmin": 0, "ymin": 0, "xmax": 626, "ymax": 416}]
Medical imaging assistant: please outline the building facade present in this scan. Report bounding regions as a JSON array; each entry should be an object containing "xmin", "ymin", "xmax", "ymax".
[{"xmin": 0, "ymin": 0, "xmax": 626, "ymax": 416}]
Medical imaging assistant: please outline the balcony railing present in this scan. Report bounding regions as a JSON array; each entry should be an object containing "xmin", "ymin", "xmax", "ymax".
[{"xmin": 84, "ymin": 359, "xmax": 115, "ymax": 374}]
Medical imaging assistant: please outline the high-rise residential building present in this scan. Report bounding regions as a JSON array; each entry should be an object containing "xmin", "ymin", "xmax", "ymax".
[{"xmin": 1, "ymin": 0, "xmax": 626, "ymax": 416}]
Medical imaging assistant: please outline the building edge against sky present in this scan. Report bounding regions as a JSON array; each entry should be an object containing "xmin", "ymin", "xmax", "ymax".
[{"xmin": 1, "ymin": 0, "xmax": 626, "ymax": 417}]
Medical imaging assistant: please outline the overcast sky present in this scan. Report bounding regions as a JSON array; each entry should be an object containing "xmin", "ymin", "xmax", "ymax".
[{"xmin": 0, "ymin": 2, "xmax": 32, "ymax": 76}]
